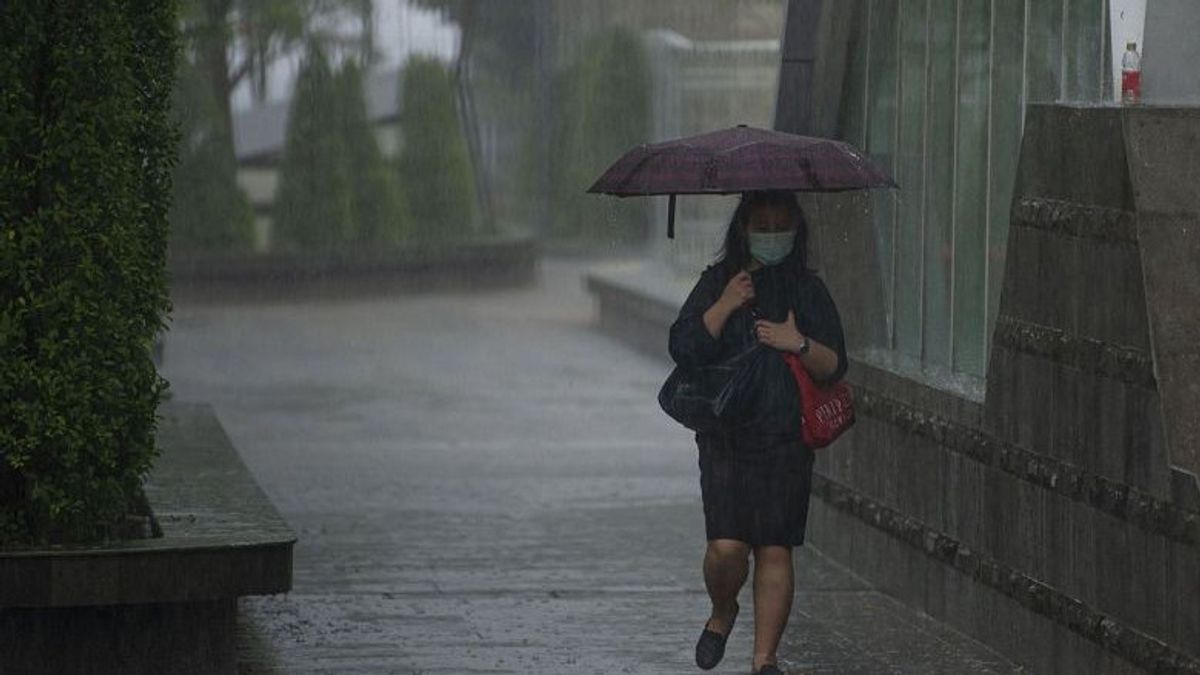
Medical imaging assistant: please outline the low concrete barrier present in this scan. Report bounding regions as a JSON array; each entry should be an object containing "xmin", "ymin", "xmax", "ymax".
[
  {"xmin": 0, "ymin": 402, "xmax": 295, "ymax": 674},
  {"xmin": 168, "ymin": 234, "xmax": 540, "ymax": 301}
]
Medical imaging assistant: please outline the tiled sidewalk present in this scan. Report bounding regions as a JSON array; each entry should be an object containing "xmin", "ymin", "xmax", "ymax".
[{"xmin": 163, "ymin": 257, "xmax": 1019, "ymax": 674}]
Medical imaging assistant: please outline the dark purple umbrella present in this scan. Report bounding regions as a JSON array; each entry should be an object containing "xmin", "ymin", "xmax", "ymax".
[{"xmin": 588, "ymin": 124, "xmax": 896, "ymax": 238}]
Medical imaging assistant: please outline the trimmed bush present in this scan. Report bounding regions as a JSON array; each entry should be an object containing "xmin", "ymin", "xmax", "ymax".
[
  {"xmin": 337, "ymin": 61, "xmax": 409, "ymax": 250},
  {"xmin": 397, "ymin": 56, "xmax": 479, "ymax": 243},
  {"xmin": 272, "ymin": 43, "xmax": 355, "ymax": 253},
  {"xmin": 169, "ymin": 56, "xmax": 255, "ymax": 252},
  {"xmin": 549, "ymin": 27, "xmax": 651, "ymax": 244},
  {"xmin": 0, "ymin": 1, "xmax": 177, "ymax": 544}
]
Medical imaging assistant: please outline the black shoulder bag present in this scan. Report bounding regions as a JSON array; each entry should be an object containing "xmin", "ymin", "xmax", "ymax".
[{"xmin": 657, "ymin": 342, "xmax": 772, "ymax": 433}]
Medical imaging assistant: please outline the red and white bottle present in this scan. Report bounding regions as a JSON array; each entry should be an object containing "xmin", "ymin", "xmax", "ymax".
[{"xmin": 1121, "ymin": 41, "xmax": 1142, "ymax": 104}]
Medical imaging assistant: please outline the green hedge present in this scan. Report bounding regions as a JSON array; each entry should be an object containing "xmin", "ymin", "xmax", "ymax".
[
  {"xmin": 0, "ymin": 1, "xmax": 177, "ymax": 544},
  {"xmin": 548, "ymin": 27, "xmax": 651, "ymax": 244},
  {"xmin": 397, "ymin": 56, "xmax": 479, "ymax": 243},
  {"xmin": 274, "ymin": 47, "xmax": 409, "ymax": 253},
  {"xmin": 169, "ymin": 56, "xmax": 255, "ymax": 252},
  {"xmin": 272, "ymin": 43, "xmax": 355, "ymax": 253},
  {"xmin": 337, "ymin": 61, "xmax": 409, "ymax": 249}
]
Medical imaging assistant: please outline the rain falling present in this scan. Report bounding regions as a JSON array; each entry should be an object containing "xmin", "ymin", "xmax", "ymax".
[{"xmin": 6, "ymin": 1, "xmax": 1199, "ymax": 673}]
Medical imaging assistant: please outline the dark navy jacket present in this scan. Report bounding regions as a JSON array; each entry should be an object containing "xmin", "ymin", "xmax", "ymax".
[{"xmin": 667, "ymin": 253, "xmax": 848, "ymax": 442}]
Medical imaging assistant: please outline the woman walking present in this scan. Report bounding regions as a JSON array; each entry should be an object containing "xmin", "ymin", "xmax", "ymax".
[{"xmin": 668, "ymin": 190, "xmax": 847, "ymax": 674}]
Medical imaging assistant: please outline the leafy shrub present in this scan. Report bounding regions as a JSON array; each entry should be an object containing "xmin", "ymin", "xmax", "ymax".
[
  {"xmin": 272, "ymin": 42, "xmax": 355, "ymax": 253},
  {"xmin": 168, "ymin": 56, "xmax": 255, "ymax": 251},
  {"xmin": 337, "ymin": 61, "xmax": 409, "ymax": 249},
  {"xmin": 274, "ymin": 47, "xmax": 410, "ymax": 254},
  {"xmin": 396, "ymin": 56, "xmax": 479, "ymax": 243},
  {"xmin": 0, "ymin": 1, "xmax": 176, "ymax": 544},
  {"xmin": 548, "ymin": 27, "xmax": 651, "ymax": 244}
]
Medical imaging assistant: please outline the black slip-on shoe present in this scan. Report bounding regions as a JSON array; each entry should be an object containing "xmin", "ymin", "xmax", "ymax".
[
  {"xmin": 751, "ymin": 664, "xmax": 784, "ymax": 675},
  {"xmin": 694, "ymin": 602, "xmax": 739, "ymax": 670}
]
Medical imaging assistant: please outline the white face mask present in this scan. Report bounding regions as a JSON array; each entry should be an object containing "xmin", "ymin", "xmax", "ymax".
[{"xmin": 748, "ymin": 231, "xmax": 795, "ymax": 265}]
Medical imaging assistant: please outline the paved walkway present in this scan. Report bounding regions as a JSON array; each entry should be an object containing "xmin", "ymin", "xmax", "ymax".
[{"xmin": 161, "ymin": 257, "xmax": 1019, "ymax": 674}]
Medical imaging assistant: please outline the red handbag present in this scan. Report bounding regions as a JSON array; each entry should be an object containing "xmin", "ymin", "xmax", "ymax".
[{"xmin": 781, "ymin": 353, "xmax": 855, "ymax": 449}]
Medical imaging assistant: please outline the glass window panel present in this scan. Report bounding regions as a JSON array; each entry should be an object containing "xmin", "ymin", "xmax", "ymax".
[
  {"xmin": 923, "ymin": 0, "xmax": 957, "ymax": 368},
  {"xmin": 1099, "ymin": 0, "xmax": 1112, "ymax": 100},
  {"xmin": 866, "ymin": 0, "xmax": 901, "ymax": 347},
  {"xmin": 894, "ymin": 0, "xmax": 928, "ymax": 359},
  {"xmin": 952, "ymin": 0, "xmax": 991, "ymax": 376},
  {"xmin": 839, "ymin": 0, "xmax": 871, "ymax": 149},
  {"xmin": 987, "ymin": 0, "xmax": 1026, "ymax": 361},
  {"xmin": 1026, "ymin": 0, "xmax": 1064, "ymax": 102},
  {"xmin": 1064, "ymin": 0, "xmax": 1106, "ymax": 101}
]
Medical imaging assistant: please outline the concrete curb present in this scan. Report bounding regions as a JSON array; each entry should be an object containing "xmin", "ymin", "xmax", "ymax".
[{"xmin": 0, "ymin": 403, "xmax": 295, "ymax": 674}]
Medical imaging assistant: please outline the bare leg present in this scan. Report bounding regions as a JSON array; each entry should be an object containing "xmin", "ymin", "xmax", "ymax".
[
  {"xmin": 750, "ymin": 544, "xmax": 794, "ymax": 670},
  {"xmin": 702, "ymin": 538, "xmax": 751, "ymax": 633}
]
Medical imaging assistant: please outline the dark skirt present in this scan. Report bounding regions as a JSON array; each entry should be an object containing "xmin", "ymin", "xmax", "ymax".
[{"xmin": 696, "ymin": 431, "xmax": 816, "ymax": 547}]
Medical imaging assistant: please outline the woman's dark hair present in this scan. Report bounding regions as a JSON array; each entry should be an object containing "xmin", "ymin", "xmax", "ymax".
[{"xmin": 715, "ymin": 190, "xmax": 809, "ymax": 274}]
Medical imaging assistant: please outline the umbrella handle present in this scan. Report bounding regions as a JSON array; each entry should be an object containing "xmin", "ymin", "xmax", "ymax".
[{"xmin": 667, "ymin": 194, "xmax": 676, "ymax": 239}]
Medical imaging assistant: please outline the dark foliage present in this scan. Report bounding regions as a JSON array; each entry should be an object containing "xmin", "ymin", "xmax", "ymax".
[
  {"xmin": 0, "ymin": 0, "xmax": 177, "ymax": 544},
  {"xmin": 548, "ymin": 27, "xmax": 651, "ymax": 244},
  {"xmin": 396, "ymin": 56, "xmax": 479, "ymax": 243},
  {"xmin": 272, "ymin": 43, "xmax": 356, "ymax": 253},
  {"xmin": 168, "ymin": 56, "xmax": 255, "ymax": 251},
  {"xmin": 337, "ymin": 60, "xmax": 409, "ymax": 249}
]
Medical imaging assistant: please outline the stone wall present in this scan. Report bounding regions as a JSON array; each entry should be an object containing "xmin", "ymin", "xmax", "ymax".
[
  {"xmin": 584, "ymin": 2, "xmax": 1200, "ymax": 668},
  {"xmin": 799, "ymin": 104, "xmax": 1200, "ymax": 674}
]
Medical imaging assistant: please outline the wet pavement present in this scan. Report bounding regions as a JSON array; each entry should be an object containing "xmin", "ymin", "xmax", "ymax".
[{"xmin": 161, "ymin": 257, "xmax": 1020, "ymax": 674}]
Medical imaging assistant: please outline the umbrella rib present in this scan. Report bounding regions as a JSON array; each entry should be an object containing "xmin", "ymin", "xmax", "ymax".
[
  {"xmin": 712, "ymin": 137, "xmax": 834, "ymax": 157},
  {"xmin": 615, "ymin": 150, "xmax": 668, "ymax": 194}
]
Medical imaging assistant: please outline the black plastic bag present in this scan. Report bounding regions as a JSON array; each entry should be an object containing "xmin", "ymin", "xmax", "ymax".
[{"xmin": 658, "ymin": 343, "xmax": 773, "ymax": 432}]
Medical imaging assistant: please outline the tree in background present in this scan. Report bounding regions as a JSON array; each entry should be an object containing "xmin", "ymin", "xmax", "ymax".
[
  {"xmin": 272, "ymin": 43, "xmax": 355, "ymax": 253},
  {"xmin": 0, "ymin": 1, "xmax": 176, "ymax": 544},
  {"xmin": 179, "ymin": 0, "xmax": 374, "ymax": 147},
  {"xmin": 397, "ymin": 56, "xmax": 479, "ymax": 243},
  {"xmin": 549, "ymin": 27, "xmax": 651, "ymax": 244},
  {"xmin": 168, "ymin": 56, "xmax": 256, "ymax": 251},
  {"xmin": 407, "ymin": 7, "xmax": 651, "ymax": 244},
  {"xmin": 337, "ymin": 60, "xmax": 409, "ymax": 250},
  {"xmin": 446, "ymin": 1, "xmax": 543, "ymax": 232},
  {"xmin": 403, "ymin": 0, "xmax": 501, "ymax": 230},
  {"xmin": 175, "ymin": 0, "xmax": 373, "ymax": 252}
]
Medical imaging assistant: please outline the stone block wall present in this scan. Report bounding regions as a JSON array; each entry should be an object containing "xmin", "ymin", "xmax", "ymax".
[
  {"xmin": 985, "ymin": 106, "xmax": 1168, "ymax": 498},
  {"xmin": 803, "ymin": 105, "xmax": 1200, "ymax": 673}
]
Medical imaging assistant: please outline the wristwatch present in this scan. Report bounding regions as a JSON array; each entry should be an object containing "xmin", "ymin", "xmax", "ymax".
[{"xmin": 797, "ymin": 334, "xmax": 810, "ymax": 355}]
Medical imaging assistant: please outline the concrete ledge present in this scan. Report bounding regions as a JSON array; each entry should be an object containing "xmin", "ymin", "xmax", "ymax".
[
  {"xmin": 0, "ymin": 403, "xmax": 294, "ymax": 674},
  {"xmin": 585, "ymin": 260, "xmax": 691, "ymax": 360},
  {"xmin": 0, "ymin": 600, "xmax": 237, "ymax": 675},
  {"xmin": 169, "ymin": 234, "xmax": 539, "ymax": 301},
  {"xmin": 0, "ymin": 403, "xmax": 294, "ymax": 608}
]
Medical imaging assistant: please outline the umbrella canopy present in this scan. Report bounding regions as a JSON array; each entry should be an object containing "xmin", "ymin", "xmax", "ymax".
[{"xmin": 587, "ymin": 125, "xmax": 896, "ymax": 237}]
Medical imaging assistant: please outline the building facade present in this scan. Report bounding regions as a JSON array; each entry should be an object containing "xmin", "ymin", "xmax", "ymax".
[{"xmin": 777, "ymin": 1, "xmax": 1200, "ymax": 671}]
